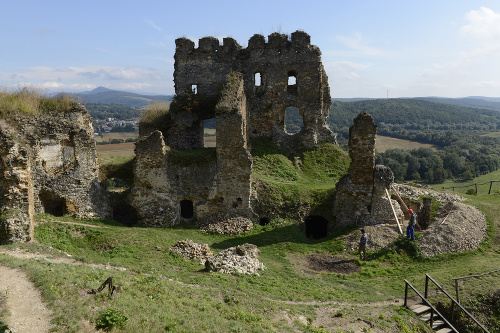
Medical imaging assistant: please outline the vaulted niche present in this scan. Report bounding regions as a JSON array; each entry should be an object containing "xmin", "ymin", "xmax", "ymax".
[
  {"xmin": 203, "ymin": 118, "xmax": 216, "ymax": 148},
  {"xmin": 180, "ymin": 200, "xmax": 194, "ymax": 219},
  {"xmin": 305, "ymin": 215, "xmax": 329, "ymax": 239},
  {"xmin": 39, "ymin": 191, "xmax": 66, "ymax": 217},
  {"xmin": 191, "ymin": 84, "xmax": 198, "ymax": 94},
  {"xmin": 284, "ymin": 106, "xmax": 303, "ymax": 134},
  {"xmin": 287, "ymin": 71, "xmax": 297, "ymax": 94}
]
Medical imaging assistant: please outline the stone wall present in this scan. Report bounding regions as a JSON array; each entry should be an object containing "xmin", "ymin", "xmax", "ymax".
[
  {"xmin": 0, "ymin": 106, "xmax": 110, "ymax": 244},
  {"xmin": 173, "ymin": 30, "xmax": 336, "ymax": 151},
  {"xmin": 132, "ymin": 31, "xmax": 337, "ymax": 226},
  {"xmin": 131, "ymin": 73, "xmax": 253, "ymax": 226},
  {"xmin": 331, "ymin": 112, "xmax": 399, "ymax": 228}
]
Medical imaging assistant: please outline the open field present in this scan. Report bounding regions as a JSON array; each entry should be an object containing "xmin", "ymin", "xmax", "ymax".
[
  {"xmin": 375, "ymin": 135, "xmax": 438, "ymax": 152},
  {"xmin": 94, "ymin": 130, "xmax": 138, "ymax": 143}
]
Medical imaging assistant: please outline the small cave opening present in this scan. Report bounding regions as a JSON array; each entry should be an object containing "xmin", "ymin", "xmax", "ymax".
[
  {"xmin": 305, "ymin": 215, "xmax": 329, "ymax": 239},
  {"xmin": 112, "ymin": 203, "xmax": 138, "ymax": 227},
  {"xmin": 39, "ymin": 192, "xmax": 66, "ymax": 217},
  {"xmin": 259, "ymin": 217, "xmax": 269, "ymax": 226},
  {"xmin": 180, "ymin": 200, "xmax": 194, "ymax": 219}
]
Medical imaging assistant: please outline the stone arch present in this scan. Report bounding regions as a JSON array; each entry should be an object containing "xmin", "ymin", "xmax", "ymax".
[{"xmin": 39, "ymin": 191, "xmax": 66, "ymax": 217}]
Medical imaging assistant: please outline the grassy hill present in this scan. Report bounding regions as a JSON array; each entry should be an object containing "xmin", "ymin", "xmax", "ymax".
[{"xmin": 66, "ymin": 87, "xmax": 173, "ymax": 108}]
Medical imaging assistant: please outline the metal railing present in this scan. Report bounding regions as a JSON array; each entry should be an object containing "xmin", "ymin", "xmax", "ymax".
[{"xmin": 404, "ymin": 279, "xmax": 458, "ymax": 332}]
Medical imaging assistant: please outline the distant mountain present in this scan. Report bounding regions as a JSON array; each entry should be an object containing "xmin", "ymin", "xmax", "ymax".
[{"xmin": 65, "ymin": 87, "xmax": 173, "ymax": 107}]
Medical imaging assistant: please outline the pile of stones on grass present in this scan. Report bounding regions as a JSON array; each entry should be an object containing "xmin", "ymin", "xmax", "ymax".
[
  {"xmin": 197, "ymin": 213, "xmax": 253, "ymax": 235},
  {"xmin": 169, "ymin": 240, "xmax": 265, "ymax": 276}
]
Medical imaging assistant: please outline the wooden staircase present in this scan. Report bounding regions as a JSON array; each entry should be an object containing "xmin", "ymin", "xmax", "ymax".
[
  {"xmin": 404, "ymin": 274, "xmax": 490, "ymax": 333},
  {"xmin": 408, "ymin": 303, "xmax": 453, "ymax": 333}
]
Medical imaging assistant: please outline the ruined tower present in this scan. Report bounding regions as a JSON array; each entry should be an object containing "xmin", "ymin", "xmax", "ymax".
[{"xmin": 131, "ymin": 31, "xmax": 337, "ymax": 226}]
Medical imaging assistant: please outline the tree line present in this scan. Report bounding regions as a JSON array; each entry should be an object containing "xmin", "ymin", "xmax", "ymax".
[{"xmin": 326, "ymin": 99, "xmax": 500, "ymax": 183}]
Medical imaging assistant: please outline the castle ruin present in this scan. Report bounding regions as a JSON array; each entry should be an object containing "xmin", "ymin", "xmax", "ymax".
[{"xmin": 131, "ymin": 31, "xmax": 337, "ymax": 227}]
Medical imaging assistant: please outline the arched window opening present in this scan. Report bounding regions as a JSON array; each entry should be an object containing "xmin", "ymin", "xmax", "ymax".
[
  {"xmin": 285, "ymin": 106, "xmax": 303, "ymax": 134},
  {"xmin": 204, "ymin": 118, "xmax": 216, "ymax": 148},
  {"xmin": 305, "ymin": 215, "xmax": 329, "ymax": 239},
  {"xmin": 180, "ymin": 200, "xmax": 194, "ymax": 219}
]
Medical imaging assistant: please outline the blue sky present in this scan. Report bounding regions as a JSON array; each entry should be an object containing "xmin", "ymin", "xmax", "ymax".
[{"xmin": 1, "ymin": 0, "xmax": 500, "ymax": 98}]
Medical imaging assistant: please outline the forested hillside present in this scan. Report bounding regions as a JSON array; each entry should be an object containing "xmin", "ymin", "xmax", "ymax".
[{"xmin": 325, "ymin": 99, "xmax": 500, "ymax": 183}]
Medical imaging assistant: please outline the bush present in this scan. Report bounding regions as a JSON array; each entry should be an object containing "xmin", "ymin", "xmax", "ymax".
[{"xmin": 95, "ymin": 308, "xmax": 128, "ymax": 331}]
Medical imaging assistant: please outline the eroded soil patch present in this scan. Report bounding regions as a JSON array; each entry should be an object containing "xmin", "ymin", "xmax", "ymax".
[{"xmin": 290, "ymin": 253, "xmax": 360, "ymax": 275}]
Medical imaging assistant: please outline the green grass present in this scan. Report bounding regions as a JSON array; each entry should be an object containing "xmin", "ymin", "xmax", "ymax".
[{"xmin": 2, "ymin": 145, "xmax": 500, "ymax": 332}]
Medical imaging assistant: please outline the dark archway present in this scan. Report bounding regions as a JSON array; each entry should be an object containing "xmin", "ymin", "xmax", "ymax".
[
  {"xmin": 259, "ymin": 217, "xmax": 269, "ymax": 226},
  {"xmin": 39, "ymin": 191, "xmax": 65, "ymax": 217},
  {"xmin": 180, "ymin": 200, "xmax": 194, "ymax": 219},
  {"xmin": 305, "ymin": 215, "xmax": 329, "ymax": 239},
  {"xmin": 112, "ymin": 203, "xmax": 138, "ymax": 227}
]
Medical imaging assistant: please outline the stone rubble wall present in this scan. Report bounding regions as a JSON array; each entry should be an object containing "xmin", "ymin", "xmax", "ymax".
[
  {"xmin": 173, "ymin": 31, "xmax": 336, "ymax": 151},
  {"xmin": 131, "ymin": 73, "xmax": 254, "ymax": 226},
  {"xmin": 0, "ymin": 106, "xmax": 110, "ymax": 244},
  {"xmin": 332, "ymin": 112, "xmax": 401, "ymax": 229}
]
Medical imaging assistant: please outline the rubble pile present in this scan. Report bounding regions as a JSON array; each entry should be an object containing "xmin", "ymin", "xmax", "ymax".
[
  {"xmin": 393, "ymin": 184, "xmax": 464, "ymax": 203},
  {"xmin": 419, "ymin": 201, "xmax": 488, "ymax": 256},
  {"xmin": 169, "ymin": 239, "xmax": 213, "ymax": 261},
  {"xmin": 204, "ymin": 243, "xmax": 265, "ymax": 276},
  {"xmin": 197, "ymin": 213, "xmax": 253, "ymax": 235}
]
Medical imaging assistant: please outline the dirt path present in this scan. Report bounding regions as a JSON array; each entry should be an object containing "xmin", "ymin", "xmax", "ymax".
[{"xmin": 0, "ymin": 266, "xmax": 51, "ymax": 333}]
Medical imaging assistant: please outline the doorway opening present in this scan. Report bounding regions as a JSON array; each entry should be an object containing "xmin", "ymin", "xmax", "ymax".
[
  {"xmin": 305, "ymin": 215, "xmax": 328, "ymax": 239},
  {"xmin": 180, "ymin": 200, "xmax": 194, "ymax": 219}
]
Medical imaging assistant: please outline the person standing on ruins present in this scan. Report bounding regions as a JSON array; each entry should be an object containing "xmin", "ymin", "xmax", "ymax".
[
  {"xmin": 407, "ymin": 209, "xmax": 417, "ymax": 241},
  {"xmin": 359, "ymin": 229, "xmax": 368, "ymax": 260}
]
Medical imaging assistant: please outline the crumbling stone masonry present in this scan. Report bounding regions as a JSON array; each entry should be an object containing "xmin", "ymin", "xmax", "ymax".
[
  {"xmin": 131, "ymin": 31, "xmax": 337, "ymax": 226},
  {"xmin": 331, "ymin": 112, "xmax": 400, "ymax": 228},
  {"xmin": 0, "ymin": 106, "xmax": 110, "ymax": 244},
  {"xmin": 172, "ymin": 30, "xmax": 335, "ymax": 151},
  {"xmin": 131, "ymin": 72, "xmax": 253, "ymax": 226}
]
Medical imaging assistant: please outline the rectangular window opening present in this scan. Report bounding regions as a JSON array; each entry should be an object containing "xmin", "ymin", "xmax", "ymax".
[
  {"xmin": 191, "ymin": 84, "xmax": 198, "ymax": 94},
  {"xmin": 255, "ymin": 73, "xmax": 262, "ymax": 87}
]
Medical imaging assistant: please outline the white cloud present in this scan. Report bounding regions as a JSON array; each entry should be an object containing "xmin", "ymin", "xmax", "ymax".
[
  {"xmin": 460, "ymin": 7, "xmax": 500, "ymax": 40},
  {"xmin": 335, "ymin": 33, "xmax": 385, "ymax": 56},
  {"xmin": 325, "ymin": 60, "xmax": 371, "ymax": 81},
  {"xmin": 146, "ymin": 20, "xmax": 162, "ymax": 32},
  {"xmin": 0, "ymin": 65, "xmax": 166, "ymax": 93}
]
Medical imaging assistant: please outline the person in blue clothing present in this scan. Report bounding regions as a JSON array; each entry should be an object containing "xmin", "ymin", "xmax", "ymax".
[
  {"xmin": 407, "ymin": 209, "xmax": 417, "ymax": 240},
  {"xmin": 358, "ymin": 229, "xmax": 368, "ymax": 260}
]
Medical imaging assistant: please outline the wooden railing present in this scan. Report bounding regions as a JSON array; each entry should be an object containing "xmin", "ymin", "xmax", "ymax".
[{"xmin": 424, "ymin": 274, "xmax": 489, "ymax": 333}]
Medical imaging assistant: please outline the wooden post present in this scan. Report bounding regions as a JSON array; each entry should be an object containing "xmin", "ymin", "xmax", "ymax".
[
  {"xmin": 390, "ymin": 184, "xmax": 409, "ymax": 212},
  {"xmin": 475, "ymin": 183, "xmax": 478, "ymax": 194},
  {"xmin": 489, "ymin": 181, "xmax": 493, "ymax": 195},
  {"xmin": 385, "ymin": 187, "xmax": 403, "ymax": 235}
]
